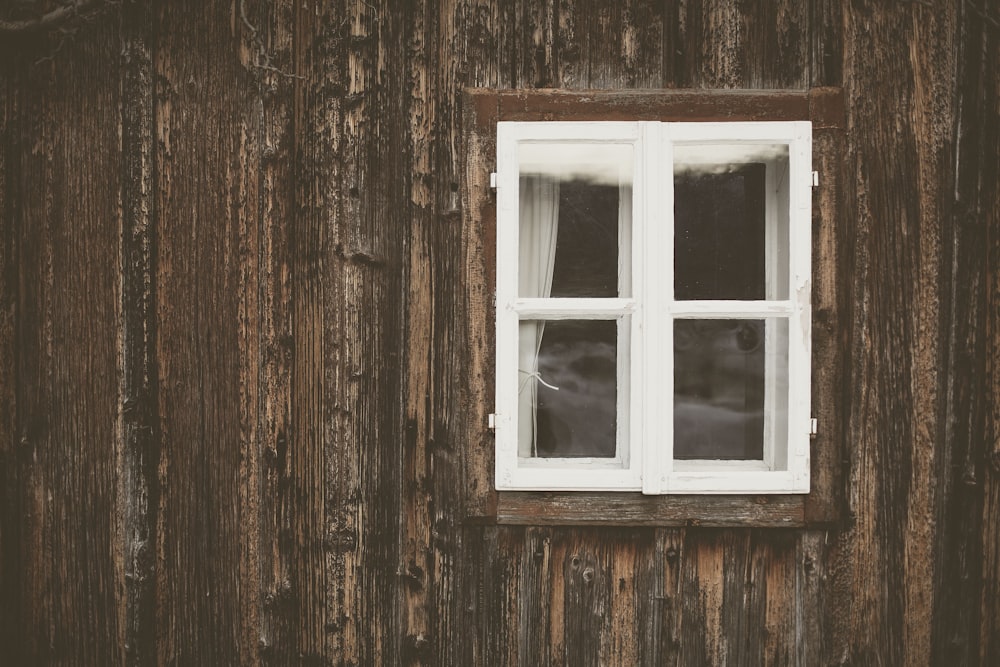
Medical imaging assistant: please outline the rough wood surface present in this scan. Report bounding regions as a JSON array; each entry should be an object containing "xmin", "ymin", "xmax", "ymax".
[
  {"xmin": 496, "ymin": 493, "xmax": 808, "ymax": 527},
  {"xmin": 1, "ymin": 1, "xmax": 997, "ymax": 665},
  {"xmin": 0, "ymin": 17, "xmax": 125, "ymax": 666},
  {"xmin": 152, "ymin": 1, "xmax": 262, "ymax": 662}
]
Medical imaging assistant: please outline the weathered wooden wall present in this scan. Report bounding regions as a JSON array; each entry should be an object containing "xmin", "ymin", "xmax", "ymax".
[{"xmin": 0, "ymin": 0, "xmax": 997, "ymax": 665}]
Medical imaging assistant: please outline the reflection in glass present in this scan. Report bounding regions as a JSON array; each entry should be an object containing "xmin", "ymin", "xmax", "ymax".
[
  {"xmin": 673, "ymin": 319, "xmax": 787, "ymax": 460},
  {"xmin": 673, "ymin": 144, "xmax": 789, "ymax": 301},
  {"xmin": 519, "ymin": 320, "xmax": 617, "ymax": 458},
  {"xmin": 518, "ymin": 143, "xmax": 632, "ymax": 298},
  {"xmin": 674, "ymin": 166, "xmax": 765, "ymax": 300},
  {"xmin": 550, "ymin": 182, "xmax": 619, "ymax": 297}
]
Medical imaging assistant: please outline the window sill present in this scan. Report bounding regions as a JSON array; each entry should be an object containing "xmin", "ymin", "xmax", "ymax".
[{"xmin": 486, "ymin": 492, "xmax": 816, "ymax": 528}]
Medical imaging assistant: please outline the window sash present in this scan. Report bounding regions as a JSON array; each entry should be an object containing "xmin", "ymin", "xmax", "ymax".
[{"xmin": 495, "ymin": 121, "xmax": 811, "ymax": 494}]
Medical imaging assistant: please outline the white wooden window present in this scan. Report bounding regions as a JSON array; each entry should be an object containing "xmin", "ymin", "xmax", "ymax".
[{"xmin": 494, "ymin": 121, "xmax": 812, "ymax": 494}]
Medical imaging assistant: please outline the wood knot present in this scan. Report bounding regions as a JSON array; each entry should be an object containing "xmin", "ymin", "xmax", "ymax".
[
  {"xmin": 402, "ymin": 633, "xmax": 432, "ymax": 661},
  {"xmin": 403, "ymin": 562, "xmax": 425, "ymax": 590},
  {"xmin": 581, "ymin": 567, "xmax": 595, "ymax": 583}
]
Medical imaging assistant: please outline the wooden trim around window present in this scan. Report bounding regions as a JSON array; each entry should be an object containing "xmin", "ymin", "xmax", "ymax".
[{"xmin": 462, "ymin": 88, "xmax": 846, "ymax": 527}]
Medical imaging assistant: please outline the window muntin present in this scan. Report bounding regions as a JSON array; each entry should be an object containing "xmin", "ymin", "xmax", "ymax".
[{"xmin": 495, "ymin": 121, "xmax": 811, "ymax": 494}]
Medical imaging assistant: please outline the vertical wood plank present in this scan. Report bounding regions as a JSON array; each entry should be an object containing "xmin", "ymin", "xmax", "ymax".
[
  {"xmin": 0, "ymin": 47, "xmax": 25, "ymax": 666},
  {"xmin": 561, "ymin": 531, "xmax": 613, "ymax": 667},
  {"xmin": 238, "ymin": 0, "xmax": 299, "ymax": 663},
  {"xmin": 676, "ymin": 0, "xmax": 810, "ymax": 89},
  {"xmin": 575, "ymin": 0, "xmax": 666, "ymax": 89},
  {"xmin": 402, "ymin": 0, "xmax": 436, "ymax": 663},
  {"xmin": 677, "ymin": 0, "xmax": 743, "ymax": 88},
  {"xmin": 522, "ymin": 0, "xmax": 559, "ymax": 88},
  {"xmin": 979, "ymin": 2, "xmax": 1000, "ymax": 655},
  {"xmin": 796, "ymin": 531, "xmax": 830, "ymax": 665},
  {"xmin": 337, "ymin": 1, "xmax": 411, "ymax": 663},
  {"xmin": 648, "ymin": 529, "xmax": 684, "ymax": 666},
  {"xmin": 554, "ymin": 0, "xmax": 585, "ymax": 88},
  {"xmin": 478, "ymin": 526, "xmax": 523, "ymax": 667},
  {"xmin": 1, "ymin": 19, "xmax": 124, "ymax": 666},
  {"xmin": 675, "ymin": 530, "xmax": 801, "ymax": 665},
  {"xmin": 433, "ymin": 3, "xmax": 507, "ymax": 663},
  {"xmin": 757, "ymin": 531, "xmax": 798, "ymax": 665},
  {"xmin": 805, "ymin": 125, "xmax": 847, "ymax": 524},
  {"xmin": 737, "ymin": 0, "xmax": 809, "ymax": 89},
  {"xmin": 809, "ymin": 0, "xmax": 844, "ymax": 87},
  {"xmin": 275, "ymin": 1, "xmax": 359, "ymax": 663},
  {"xmin": 676, "ymin": 532, "xmax": 724, "ymax": 665},
  {"xmin": 152, "ymin": 1, "xmax": 261, "ymax": 662},
  {"xmin": 607, "ymin": 530, "xmax": 653, "ymax": 665},
  {"xmin": 119, "ymin": 2, "xmax": 158, "ymax": 664},
  {"xmin": 833, "ymin": 1, "xmax": 961, "ymax": 663},
  {"xmin": 904, "ymin": 3, "xmax": 960, "ymax": 665},
  {"xmin": 517, "ymin": 527, "xmax": 554, "ymax": 666},
  {"xmin": 957, "ymin": 2, "xmax": 1000, "ymax": 665},
  {"xmin": 457, "ymin": 89, "xmax": 498, "ymax": 521}
]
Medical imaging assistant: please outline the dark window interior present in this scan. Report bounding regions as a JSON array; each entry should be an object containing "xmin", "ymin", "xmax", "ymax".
[
  {"xmin": 674, "ymin": 164, "xmax": 766, "ymax": 301},
  {"xmin": 534, "ymin": 320, "xmax": 618, "ymax": 458},
  {"xmin": 673, "ymin": 319, "xmax": 765, "ymax": 460},
  {"xmin": 549, "ymin": 181, "xmax": 620, "ymax": 298}
]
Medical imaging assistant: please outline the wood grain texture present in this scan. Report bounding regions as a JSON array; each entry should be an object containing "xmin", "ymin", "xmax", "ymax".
[
  {"xmin": 0, "ymin": 0, "xmax": 998, "ymax": 665},
  {"xmin": 0, "ymin": 44, "xmax": 21, "ymax": 664},
  {"xmin": 118, "ymin": 2, "xmax": 158, "ymax": 664},
  {"xmin": 468, "ymin": 527, "xmax": 810, "ymax": 665},
  {"xmin": 953, "ymin": 2, "xmax": 1000, "ymax": 665},
  {"xmin": 497, "ymin": 492, "xmax": 808, "ymax": 527},
  {"xmin": 0, "ymin": 17, "xmax": 125, "ymax": 666},
  {"xmin": 152, "ymin": 0, "xmax": 263, "ymax": 662}
]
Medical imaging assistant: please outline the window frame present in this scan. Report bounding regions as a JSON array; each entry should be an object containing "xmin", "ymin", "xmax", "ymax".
[
  {"xmin": 494, "ymin": 120, "xmax": 813, "ymax": 495},
  {"xmin": 462, "ymin": 88, "xmax": 846, "ymax": 526}
]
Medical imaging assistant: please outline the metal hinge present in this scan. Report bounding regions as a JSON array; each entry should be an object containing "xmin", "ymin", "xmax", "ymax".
[
  {"xmin": 811, "ymin": 171, "xmax": 819, "ymax": 187},
  {"xmin": 490, "ymin": 172, "xmax": 498, "ymax": 190},
  {"xmin": 488, "ymin": 413, "xmax": 497, "ymax": 430},
  {"xmin": 810, "ymin": 417, "xmax": 818, "ymax": 436}
]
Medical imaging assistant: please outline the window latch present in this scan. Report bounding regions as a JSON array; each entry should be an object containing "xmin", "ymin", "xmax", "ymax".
[
  {"xmin": 490, "ymin": 172, "xmax": 498, "ymax": 190},
  {"xmin": 488, "ymin": 413, "xmax": 497, "ymax": 430},
  {"xmin": 811, "ymin": 170, "xmax": 819, "ymax": 187},
  {"xmin": 810, "ymin": 417, "xmax": 818, "ymax": 436}
]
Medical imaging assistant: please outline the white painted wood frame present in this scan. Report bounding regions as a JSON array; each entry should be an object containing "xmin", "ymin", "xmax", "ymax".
[{"xmin": 494, "ymin": 120, "xmax": 812, "ymax": 494}]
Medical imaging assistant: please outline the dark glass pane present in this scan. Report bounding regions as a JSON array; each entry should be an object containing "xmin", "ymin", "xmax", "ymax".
[
  {"xmin": 528, "ymin": 320, "xmax": 617, "ymax": 458},
  {"xmin": 674, "ymin": 164, "xmax": 766, "ymax": 300},
  {"xmin": 549, "ymin": 182, "xmax": 619, "ymax": 297},
  {"xmin": 673, "ymin": 319, "xmax": 765, "ymax": 460},
  {"xmin": 517, "ymin": 142, "xmax": 632, "ymax": 299}
]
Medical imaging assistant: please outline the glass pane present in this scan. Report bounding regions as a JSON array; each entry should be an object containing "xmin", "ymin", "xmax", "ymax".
[
  {"xmin": 550, "ymin": 182, "xmax": 620, "ymax": 297},
  {"xmin": 518, "ymin": 143, "xmax": 633, "ymax": 298},
  {"xmin": 518, "ymin": 320, "xmax": 618, "ymax": 458},
  {"xmin": 673, "ymin": 144, "xmax": 789, "ymax": 301},
  {"xmin": 673, "ymin": 318, "xmax": 788, "ymax": 460}
]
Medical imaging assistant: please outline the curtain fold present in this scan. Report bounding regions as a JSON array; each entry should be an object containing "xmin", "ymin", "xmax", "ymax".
[{"xmin": 517, "ymin": 175, "xmax": 560, "ymax": 457}]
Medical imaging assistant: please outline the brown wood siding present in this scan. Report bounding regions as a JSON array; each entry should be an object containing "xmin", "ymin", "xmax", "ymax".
[{"xmin": 0, "ymin": 1, "xmax": 997, "ymax": 665}]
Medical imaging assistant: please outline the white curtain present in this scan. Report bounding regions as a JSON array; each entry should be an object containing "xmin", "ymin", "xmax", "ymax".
[{"xmin": 517, "ymin": 175, "xmax": 559, "ymax": 457}]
